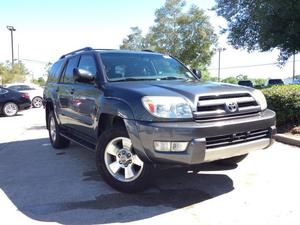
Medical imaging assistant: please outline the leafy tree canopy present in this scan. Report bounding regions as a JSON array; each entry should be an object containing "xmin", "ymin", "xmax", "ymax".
[
  {"xmin": 32, "ymin": 77, "xmax": 46, "ymax": 87},
  {"xmin": 0, "ymin": 62, "xmax": 29, "ymax": 84},
  {"xmin": 120, "ymin": 27, "xmax": 149, "ymax": 50},
  {"xmin": 120, "ymin": 0, "xmax": 217, "ymax": 69},
  {"xmin": 214, "ymin": 0, "xmax": 300, "ymax": 63}
]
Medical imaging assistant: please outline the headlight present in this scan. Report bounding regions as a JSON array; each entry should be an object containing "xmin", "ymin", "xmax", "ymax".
[
  {"xmin": 142, "ymin": 96, "xmax": 193, "ymax": 118},
  {"xmin": 252, "ymin": 90, "xmax": 267, "ymax": 111}
]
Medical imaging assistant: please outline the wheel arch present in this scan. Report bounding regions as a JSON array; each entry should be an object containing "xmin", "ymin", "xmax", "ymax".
[
  {"xmin": 96, "ymin": 98, "xmax": 151, "ymax": 163},
  {"xmin": 96, "ymin": 97, "xmax": 135, "ymax": 136}
]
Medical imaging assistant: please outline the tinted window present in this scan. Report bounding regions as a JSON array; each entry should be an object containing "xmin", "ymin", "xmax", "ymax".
[
  {"xmin": 17, "ymin": 85, "xmax": 34, "ymax": 91},
  {"xmin": 269, "ymin": 79, "xmax": 284, "ymax": 85},
  {"xmin": 62, "ymin": 56, "xmax": 79, "ymax": 83},
  {"xmin": 78, "ymin": 55, "xmax": 97, "ymax": 76},
  {"xmin": 7, "ymin": 85, "xmax": 20, "ymax": 91},
  {"xmin": 48, "ymin": 60, "xmax": 64, "ymax": 83}
]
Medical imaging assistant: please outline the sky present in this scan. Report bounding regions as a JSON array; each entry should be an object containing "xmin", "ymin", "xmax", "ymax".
[{"xmin": 0, "ymin": 0, "xmax": 298, "ymax": 80}]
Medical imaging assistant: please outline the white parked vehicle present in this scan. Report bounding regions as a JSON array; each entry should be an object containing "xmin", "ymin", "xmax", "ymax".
[{"xmin": 4, "ymin": 83, "xmax": 44, "ymax": 108}]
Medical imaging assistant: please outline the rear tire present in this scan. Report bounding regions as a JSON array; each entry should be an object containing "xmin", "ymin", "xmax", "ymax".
[
  {"xmin": 3, "ymin": 102, "xmax": 18, "ymax": 117},
  {"xmin": 96, "ymin": 127, "xmax": 152, "ymax": 193},
  {"xmin": 32, "ymin": 97, "xmax": 43, "ymax": 108},
  {"xmin": 48, "ymin": 111, "xmax": 70, "ymax": 149},
  {"xmin": 215, "ymin": 154, "xmax": 248, "ymax": 166}
]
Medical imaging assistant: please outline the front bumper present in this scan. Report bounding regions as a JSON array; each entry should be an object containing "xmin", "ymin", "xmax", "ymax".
[{"xmin": 127, "ymin": 109, "xmax": 276, "ymax": 165}]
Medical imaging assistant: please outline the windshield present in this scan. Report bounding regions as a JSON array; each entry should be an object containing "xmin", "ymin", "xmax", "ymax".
[{"xmin": 100, "ymin": 52, "xmax": 196, "ymax": 82}]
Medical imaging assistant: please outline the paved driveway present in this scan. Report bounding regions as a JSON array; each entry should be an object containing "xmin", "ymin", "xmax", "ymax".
[{"xmin": 0, "ymin": 109, "xmax": 300, "ymax": 225}]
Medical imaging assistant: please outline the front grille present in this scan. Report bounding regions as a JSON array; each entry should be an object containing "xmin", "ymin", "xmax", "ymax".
[
  {"xmin": 194, "ymin": 92, "xmax": 260, "ymax": 120},
  {"xmin": 206, "ymin": 129, "xmax": 269, "ymax": 149}
]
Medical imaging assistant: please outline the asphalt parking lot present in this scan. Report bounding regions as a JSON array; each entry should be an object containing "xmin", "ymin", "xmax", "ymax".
[{"xmin": 1, "ymin": 108, "xmax": 300, "ymax": 225}]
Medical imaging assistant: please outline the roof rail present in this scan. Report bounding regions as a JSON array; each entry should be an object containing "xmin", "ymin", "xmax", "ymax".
[{"xmin": 60, "ymin": 47, "xmax": 93, "ymax": 59}]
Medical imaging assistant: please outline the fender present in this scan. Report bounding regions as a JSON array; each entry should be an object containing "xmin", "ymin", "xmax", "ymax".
[
  {"xmin": 96, "ymin": 97, "xmax": 152, "ymax": 162},
  {"xmin": 98, "ymin": 96, "xmax": 135, "ymax": 120}
]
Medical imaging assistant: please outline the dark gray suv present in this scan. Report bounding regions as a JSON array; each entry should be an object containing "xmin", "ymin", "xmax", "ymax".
[{"xmin": 44, "ymin": 47, "xmax": 276, "ymax": 192}]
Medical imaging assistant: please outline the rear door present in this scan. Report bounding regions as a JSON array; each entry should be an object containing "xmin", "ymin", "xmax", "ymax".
[
  {"xmin": 56, "ymin": 55, "xmax": 79, "ymax": 128},
  {"xmin": 70, "ymin": 53, "xmax": 102, "ymax": 140}
]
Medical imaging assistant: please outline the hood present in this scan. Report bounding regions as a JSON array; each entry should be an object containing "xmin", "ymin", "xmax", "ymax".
[{"xmin": 105, "ymin": 80, "xmax": 254, "ymax": 105}]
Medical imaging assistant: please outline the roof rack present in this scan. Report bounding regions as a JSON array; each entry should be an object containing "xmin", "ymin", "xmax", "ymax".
[{"xmin": 60, "ymin": 47, "xmax": 93, "ymax": 59}]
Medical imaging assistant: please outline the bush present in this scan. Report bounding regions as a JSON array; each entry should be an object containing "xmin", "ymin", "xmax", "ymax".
[{"xmin": 262, "ymin": 85, "xmax": 300, "ymax": 126}]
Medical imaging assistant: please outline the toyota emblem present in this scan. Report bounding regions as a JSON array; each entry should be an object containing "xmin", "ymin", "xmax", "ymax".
[{"xmin": 225, "ymin": 101, "xmax": 238, "ymax": 113}]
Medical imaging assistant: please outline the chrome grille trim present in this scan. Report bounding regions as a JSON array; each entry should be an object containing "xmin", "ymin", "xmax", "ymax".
[
  {"xmin": 197, "ymin": 97, "xmax": 255, "ymax": 107},
  {"xmin": 194, "ymin": 92, "xmax": 260, "ymax": 120}
]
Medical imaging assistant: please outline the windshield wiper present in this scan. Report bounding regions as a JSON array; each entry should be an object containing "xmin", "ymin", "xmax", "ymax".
[
  {"xmin": 158, "ymin": 76, "xmax": 188, "ymax": 80},
  {"xmin": 110, "ymin": 77, "xmax": 157, "ymax": 82}
]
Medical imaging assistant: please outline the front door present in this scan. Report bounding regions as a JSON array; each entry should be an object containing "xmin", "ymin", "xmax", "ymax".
[{"xmin": 71, "ymin": 54, "xmax": 102, "ymax": 140}]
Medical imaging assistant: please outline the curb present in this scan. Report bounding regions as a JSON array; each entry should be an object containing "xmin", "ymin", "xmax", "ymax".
[{"xmin": 274, "ymin": 134, "xmax": 300, "ymax": 147}]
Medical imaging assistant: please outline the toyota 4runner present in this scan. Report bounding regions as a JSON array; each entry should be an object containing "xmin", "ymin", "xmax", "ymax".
[{"xmin": 44, "ymin": 47, "xmax": 276, "ymax": 192}]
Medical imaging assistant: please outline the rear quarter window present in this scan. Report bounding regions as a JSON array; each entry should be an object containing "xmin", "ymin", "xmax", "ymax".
[{"xmin": 47, "ymin": 60, "xmax": 65, "ymax": 83}]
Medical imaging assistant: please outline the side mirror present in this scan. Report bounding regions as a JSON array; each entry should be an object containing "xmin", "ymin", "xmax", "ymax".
[
  {"xmin": 73, "ymin": 68, "xmax": 95, "ymax": 83},
  {"xmin": 192, "ymin": 69, "xmax": 202, "ymax": 79}
]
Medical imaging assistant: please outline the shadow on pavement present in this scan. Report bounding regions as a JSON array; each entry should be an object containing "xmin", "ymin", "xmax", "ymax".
[{"xmin": 0, "ymin": 137, "xmax": 234, "ymax": 224}]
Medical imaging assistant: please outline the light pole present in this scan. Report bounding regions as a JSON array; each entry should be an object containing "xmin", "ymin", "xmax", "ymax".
[
  {"xmin": 216, "ymin": 47, "xmax": 226, "ymax": 82},
  {"xmin": 6, "ymin": 25, "xmax": 16, "ymax": 66}
]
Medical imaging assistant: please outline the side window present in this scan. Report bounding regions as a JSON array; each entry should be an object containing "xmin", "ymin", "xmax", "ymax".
[
  {"xmin": 78, "ymin": 55, "xmax": 97, "ymax": 77},
  {"xmin": 62, "ymin": 56, "xmax": 79, "ymax": 84},
  {"xmin": 8, "ymin": 85, "xmax": 19, "ymax": 91},
  {"xmin": 18, "ymin": 85, "xmax": 32, "ymax": 91}
]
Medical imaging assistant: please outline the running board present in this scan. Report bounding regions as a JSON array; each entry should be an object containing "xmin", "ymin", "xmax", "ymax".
[{"xmin": 60, "ymin": 133, "xmax": 96, "ymax": 152}]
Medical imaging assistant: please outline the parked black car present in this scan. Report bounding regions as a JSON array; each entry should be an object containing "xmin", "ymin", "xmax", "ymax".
[
  {"xmin": 0, "ymin": 87, "xmax": 31, "ymax": 116},
  {"xmin": 266, "ymin": 79, "xmax": 284, "ymax": 86},
  {"xmin": 44, "ymin": 47, "xmax": 276, "ymax": 192},
  {"xmin": 238, "ymin": 80, "xmax": 253, "ymax": 87}
]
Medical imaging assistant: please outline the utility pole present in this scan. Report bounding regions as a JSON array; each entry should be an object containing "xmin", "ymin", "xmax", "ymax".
[
  {"xmin": 293, "ymin": 53, "xmax": 296, "ymax": 82},
  {"xmin": 216, "ymin": 47, "xmax": 226, "ymax": 82},
  {"xmin": 6, "ymin": 25, "xmax": 16, "ymax": 66}
]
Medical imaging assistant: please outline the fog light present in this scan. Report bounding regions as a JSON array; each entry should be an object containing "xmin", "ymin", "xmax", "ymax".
[{"xmin": 154, "ymin": 141, "xmax": 188, "ymax": 152}]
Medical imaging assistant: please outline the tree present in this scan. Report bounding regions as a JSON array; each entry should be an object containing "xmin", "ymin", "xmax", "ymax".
[
  {"xmin": 221, "ymin": 76, "xmax": 238, "ymax": 84},
  {"xmin": 252, "ymin": 78, "xmax": 266, "ymax": 86},
  {"xmin": 120, "ymin": 0, "xmax": 217, "ymax": 69},
  {"xmin": 214, "ymin": 0, "xmax": 300, "ymax": 63},
  {"xmin": 236, "ymin": 74, "xmax": 249, "ymax": 81},
  {"xmin": 120, "ymin": 27, "xmax": 149, "ymax": 50},
  {"xmin": 43, "ymin": 62, "xmax": 52, "ymax": 77},
  {"xmin": 32, "ymin": 77, "xmax": 46, "ymax": 87},
  {"xmin": 0, "ymin": 61, "xmax": 29, "ymax": 84}
]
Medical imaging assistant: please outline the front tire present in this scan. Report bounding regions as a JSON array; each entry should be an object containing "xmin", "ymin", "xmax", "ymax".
[
  {"xmin": 48, "ymin": 111, "xmax": 70, "ymax": 149},
  {"xmin": 3, "ymin": 102, "xmax": 18, "ymax": 116},
  {"xmin": 96, "ymin": 127, "xmax": 152, "ymax": 193}
]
